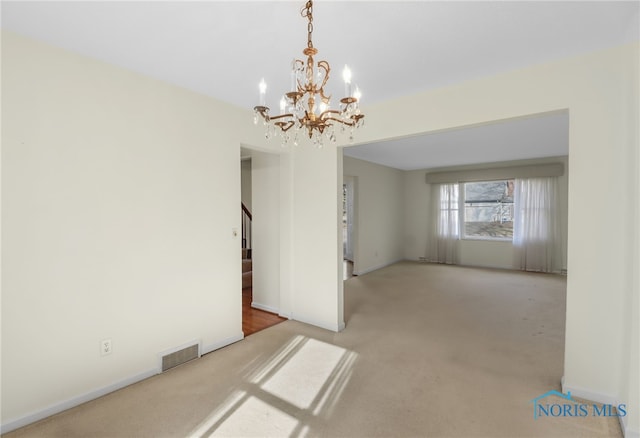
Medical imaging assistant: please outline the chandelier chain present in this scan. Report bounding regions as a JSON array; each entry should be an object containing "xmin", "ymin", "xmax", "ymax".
[{"xmin": 302, "ymin": 0, "xmax": 314, "ymax": 49}]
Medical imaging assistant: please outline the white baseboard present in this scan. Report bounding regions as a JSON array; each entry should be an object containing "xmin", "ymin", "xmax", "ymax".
[
  {"xmin": 617, "ymin": 404, "xmax": 640, "ymax": 438},
  {"xmin": 251, "ymin": 301, "xmax": 279, "ymax": 314},
  {"xmin": 0, "ymin": 369, "xmax": 157, "ymax": 435},
  {"xmin": 353, "ymin": 258, "xmax": 403, "ymax": 276},
  {"xmin": 201, "ymin": 333, "xmax": 244, "ymax": 355},
  {"xmin": 293, "ymin": 315, "xmax": 344, "ymax": 333},
  {"xmin": 617, "ymin": 409, "xmax": 640, "ymax": 438},
  {"xmin": 1, "ymin": 334, "xmax": 245, "ymax": 435},
  {"xmin": 561, "ymin": 379, "xmax": 618, "ymax": 405},
  {"xmin": 561, "ymin": 377, "xmax": 638, "ymax": 438}
]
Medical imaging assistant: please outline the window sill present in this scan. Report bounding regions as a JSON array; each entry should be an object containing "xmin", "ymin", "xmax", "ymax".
[{"xmin": 461, "ymin": 237, "xmax": 513, "ymax": 243}]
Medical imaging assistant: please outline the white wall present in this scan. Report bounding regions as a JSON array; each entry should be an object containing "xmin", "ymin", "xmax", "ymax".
[
  {"xmin": 278, "ymin": 153, "xmax": 294, "ymax": 320},
  {"xmin": 403, "ymin": 156, "xmax": 569, "ymax": 271},
  {"xmin": 286, "ymin": 146, "xmax": 344, "ymax": 331},
  {"xmin": 240, "ymin": 158, "xmax": 252, "ymax": 212},
  {"xmin": 458, "ymin": 240, "xmax": 514, "ymax": 269},
  {"xmin": 343, "ymin": 156, "xmax": 405, "ymax": 275},
  {"xmin": 250, "ymin": 151, "xmax": 280, "ymax": 314},
  {"xmin": 619, "ymin": 41, "xmax": 640, "ymax": 437},
  {"xmin": 1, "ymin": 32, "xmax": 249, "ymax": 429},
  {"xmin": 403, "ymin": 170, "xmax": 431, "ymax": 261},
  {"xmin": 348, "ymin": 43, "xmax": 639, "ymax": 436},
  {"xmin": 343, "ymin": 175, "xmax": 355, "ymax": 261}
]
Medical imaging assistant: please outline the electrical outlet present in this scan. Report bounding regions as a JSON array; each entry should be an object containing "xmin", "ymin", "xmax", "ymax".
[{"xmin": 101, "ymin": 338, "xmax": 112, "ymax": 356}]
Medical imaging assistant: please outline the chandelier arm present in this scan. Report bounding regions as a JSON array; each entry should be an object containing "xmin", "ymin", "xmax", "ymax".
[
  {"xmin": 253, "ymin": 106, "xmax": 270, "ymax": 121},
  {"xmin": 274, "ymin": 120, "xmax": 296, "ymax": 132},
  {"xmin": 269, "ymin": 113, "xmax": 294, "ymax": 121},
  {"xmin": 317, "ymin": 60, "xmax": 330, "ymax": 95},
  {"xmin": 319, "ymin": 90, "xmax": 332, "ymax": 105},
  {"xmin": 322, "ymin": 117, "xmax": 356, "ymax": 127},
  {"xmin": 319, "ymin": 109, "xmax": 342, "ymax": 118}
]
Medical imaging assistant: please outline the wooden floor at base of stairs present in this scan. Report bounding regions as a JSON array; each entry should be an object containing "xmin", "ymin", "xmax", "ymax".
[{"xmin": 242, "ymin": 286, "xmax": 287, "ymax": 336}]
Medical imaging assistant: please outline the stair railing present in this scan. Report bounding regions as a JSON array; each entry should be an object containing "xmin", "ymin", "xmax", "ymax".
[{"xmin": 241, "ymin": 203, "xmax": 252, "ymax": 255}]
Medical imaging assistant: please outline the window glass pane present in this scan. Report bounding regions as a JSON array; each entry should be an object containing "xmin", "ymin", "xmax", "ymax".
[{"xmin": 463, "ymin": 180, "xmax": 514, "ymax": 239}]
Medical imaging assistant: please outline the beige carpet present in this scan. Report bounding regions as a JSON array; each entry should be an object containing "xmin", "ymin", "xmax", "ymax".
[{"xmin": 4, "ymin": 262, "xmax": 622, "ymax": 437}]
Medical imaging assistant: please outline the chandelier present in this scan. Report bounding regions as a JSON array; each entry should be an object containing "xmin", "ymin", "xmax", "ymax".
[{"xmin": 253, "ymin": 0, "xmax": 365, "ymax": 147}]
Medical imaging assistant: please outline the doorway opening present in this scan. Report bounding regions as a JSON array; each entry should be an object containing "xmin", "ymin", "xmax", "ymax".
[
  {"xmin": 343, "ymin": 176, "xmax": 356, "ymax": 280},
  {"xmin": 240, "ymin": 147, "xmax": 286, "ymax": 336}
]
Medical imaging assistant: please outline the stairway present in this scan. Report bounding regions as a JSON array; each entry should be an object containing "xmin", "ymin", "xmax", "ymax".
[
  {"xmin": 241, "ymin": 202, "xmax": 252, "ymax": 289},
  {"xmin": 242, "ymin": 248, "xmax": 252, "ymax": 289}
]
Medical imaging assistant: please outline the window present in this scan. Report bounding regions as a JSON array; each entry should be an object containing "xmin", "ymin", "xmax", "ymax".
[{"xmin": 463, "ymin": 179, "xmax": 514, "ymax": 240}]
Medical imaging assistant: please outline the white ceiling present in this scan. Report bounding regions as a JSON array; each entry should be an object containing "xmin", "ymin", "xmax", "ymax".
[
  {"xmin": 2, "ymin": 1, "xmax": 638, "ymax": 169},
  {"xmin": 344, "ymin": 111, "xmax": 569, "ymax": 170}
]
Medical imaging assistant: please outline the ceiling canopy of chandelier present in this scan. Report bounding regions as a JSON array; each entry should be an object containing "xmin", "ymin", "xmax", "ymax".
[{"xmin": 253, "ymin": 0, "xmax": 365, "ymax": 147}]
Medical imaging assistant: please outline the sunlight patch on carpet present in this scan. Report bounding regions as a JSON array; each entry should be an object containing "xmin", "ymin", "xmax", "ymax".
[
  {"xmin": 210, "ymin": 395, "xmax": 298, "ymax": 437},
  {"xmin": 260, "ymin": 338, "xmax": 348, "ymax": 409},
  {"xmin": 187, "ymin": 335, "xmax": 358, "ymax": 437}
]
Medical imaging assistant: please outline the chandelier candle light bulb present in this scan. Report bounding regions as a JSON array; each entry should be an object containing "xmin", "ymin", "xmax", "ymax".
[
  {"xmin": 252, "ymin": 0, "xmax": 365, "ymax": 145},
  {"xmin": 259, "ymin": 79, "xmax": 267, "ymax": 107},
  {"xmin": 343, "ymin": 65, "xmax": 352, "ymax": 97}
]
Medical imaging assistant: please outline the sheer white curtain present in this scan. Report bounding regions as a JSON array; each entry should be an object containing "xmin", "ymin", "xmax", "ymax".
[
  {"xmin": 429, "ymin": 183, "xmax": 459, "ymax": 264},
  {"xmin": 513, "ymin": 177, "xmax": 561, "ymax": 272}
]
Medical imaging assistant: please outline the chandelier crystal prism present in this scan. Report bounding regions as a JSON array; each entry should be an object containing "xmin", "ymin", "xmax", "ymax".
[{"xmin": 253, "ymin": 0, "xmax": 365, "ymax": 147}]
